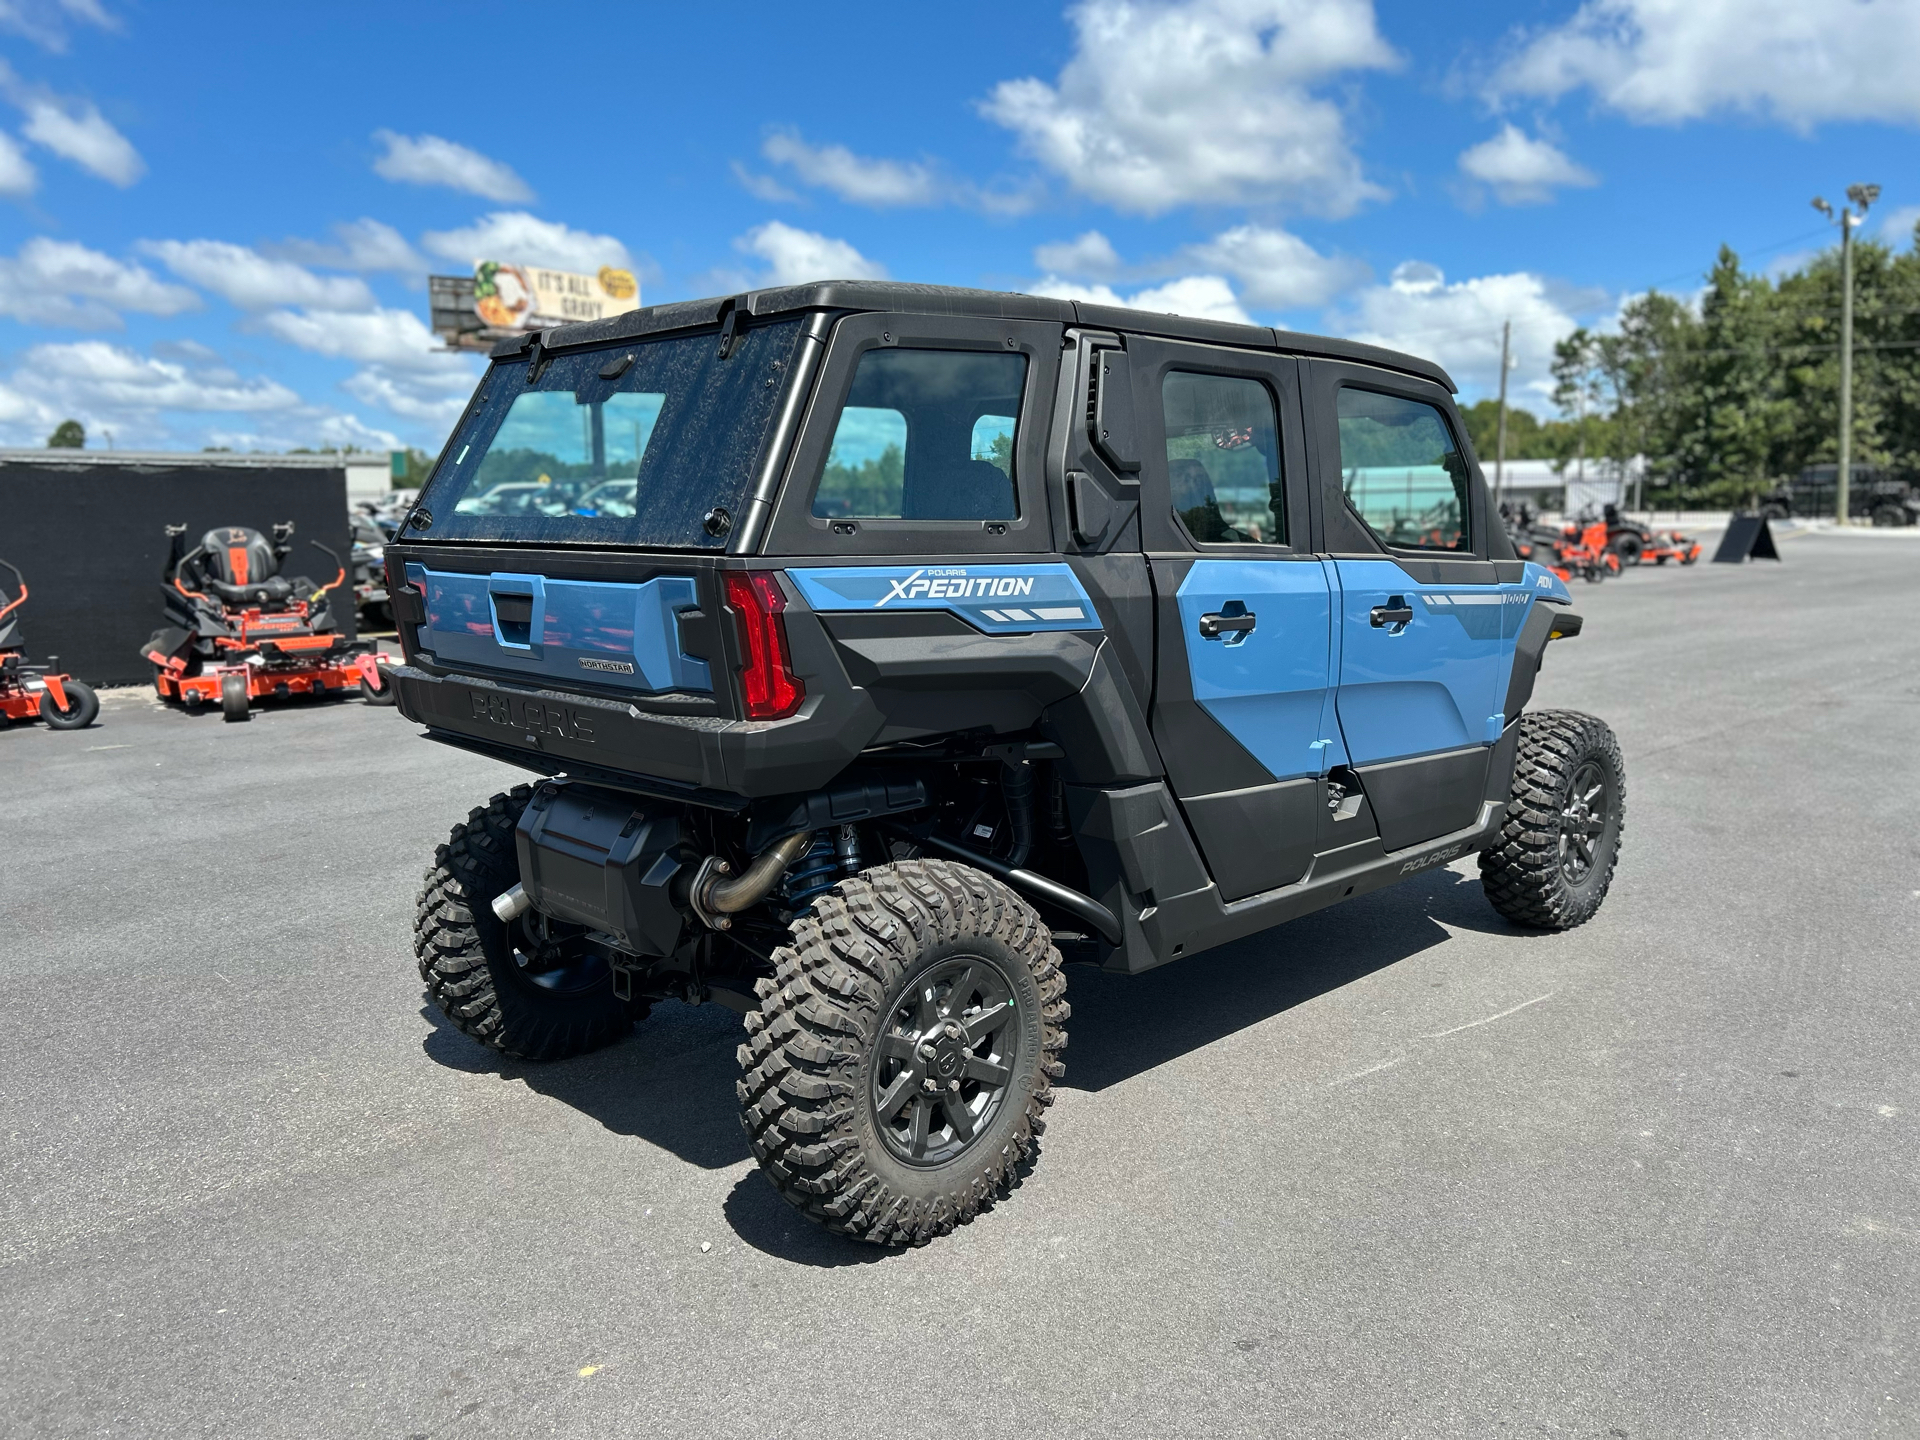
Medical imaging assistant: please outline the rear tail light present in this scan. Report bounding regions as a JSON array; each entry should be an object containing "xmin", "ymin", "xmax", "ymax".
[{"xmin": 723, "ymin": 571, "xmax": 804, "ymax": 719}]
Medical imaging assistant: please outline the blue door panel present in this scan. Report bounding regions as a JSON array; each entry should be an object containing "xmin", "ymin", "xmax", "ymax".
[
  {"xmin": 1331, "ymin": 559, "xmax": 1517, "ymax": 764},
  {"xmin": 1176, "ymin": 559, "xmax": 1332, "ymax": 781},
  {"xmin": 405, "ymin": 564, "xmax": 712, "ymax": 694},
  {"xmin": 1334, "ymin": 679, "xmax": 1473, "ymax": 761}
]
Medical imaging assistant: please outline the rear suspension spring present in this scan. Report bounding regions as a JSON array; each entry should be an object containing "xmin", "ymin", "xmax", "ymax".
[{"xmin": 780, "ymin": 832, "xmax": 841, "ymax": 913}]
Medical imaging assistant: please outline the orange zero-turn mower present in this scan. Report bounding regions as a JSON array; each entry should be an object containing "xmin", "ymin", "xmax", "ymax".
[
  {"xmin": 0, "ymin": 559, "xmax": 99, "ymax": 730},
  {"xmin": 140, "ymin": 521, "xmax": 396, "ymax": 722}
]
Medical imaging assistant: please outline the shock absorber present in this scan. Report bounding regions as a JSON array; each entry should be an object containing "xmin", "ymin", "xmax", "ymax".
[{"xmin": 780, "ymin": 832, "xmax": 840, "ymax": 912}]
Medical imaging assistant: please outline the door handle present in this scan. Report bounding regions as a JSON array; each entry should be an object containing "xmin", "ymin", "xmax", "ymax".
[
  {"xmin": 1369, "ymin": 597, "xmax": 1413, "ymax": 630},
  {"xmin": 1199, "ymin": 602, "xmax": 1255, "ymax": 643}
]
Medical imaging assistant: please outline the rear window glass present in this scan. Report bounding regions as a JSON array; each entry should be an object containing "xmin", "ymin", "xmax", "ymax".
[
  {"xmin": 812, "ymin": 348, "xmax": 1025, "ymax": 521},
  {"xmin": 1336, "ymin": 388, "xmax": 1472, "ymax": 552},
  {"xmin": 407, "ymin": 318, "xmax": 804, "ymax": 548}
]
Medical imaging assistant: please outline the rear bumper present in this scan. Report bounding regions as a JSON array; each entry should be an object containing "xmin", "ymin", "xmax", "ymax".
[{"xmin": 389, "ymin": 661, "xmax": 884, "ymax": 802}]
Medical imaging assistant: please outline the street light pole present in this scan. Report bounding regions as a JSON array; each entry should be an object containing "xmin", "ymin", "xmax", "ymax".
[
  {"xmin": 1814, "ymin": 183, "xmax": 1879, "ymax": 526},
  {"xmin": 1838, "ymin": 206, "xmax": 1854, "ymax": 527},
  {"xmin": 1495, "ymin": 319, "xmax": 1510, "ymax": 513}
]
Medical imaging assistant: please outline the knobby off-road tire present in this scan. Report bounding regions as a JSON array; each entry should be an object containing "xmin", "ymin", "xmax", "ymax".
[
  {"xmin": 415, "ymin": 785, "xmax": 639, "ymax": 1061},
  {"xmin": 1480, "ymin": 709, "xmax": 1625, "ymax": 930},
  {"xmin": 738, "ymin": 859, "xmax": 1069, "ymax": 1247}
]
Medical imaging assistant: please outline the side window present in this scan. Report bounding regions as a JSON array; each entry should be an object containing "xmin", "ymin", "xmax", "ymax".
[
  {"xmin": 1336, "ymin": 389, "xmax": 1472, "ymax": 552},
  {"xmin": 812, "ymin": 348, "xmax": 1026, "ymax": 520},
  {"xmin": 1161, "ymin": 371, "xmax": 1285, "ymax": 546}
]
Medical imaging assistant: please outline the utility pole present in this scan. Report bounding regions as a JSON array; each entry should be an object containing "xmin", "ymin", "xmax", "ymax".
[
  {"xmin": 1814, "ymin": 184, "xmax": 1879, "ymax": 526},
  {"xmin": 1494, "ymin": 319, "xmax": 1510, "ymax": 514}
]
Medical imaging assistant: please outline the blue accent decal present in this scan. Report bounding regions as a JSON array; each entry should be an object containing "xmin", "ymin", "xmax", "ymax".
[
  {"xmin": 1525, "ymin": 561, "xmax": 1572, "ymax": 604},
  {"xmin": 1176, "ymin": 559, "xmax": 1333, "ymax": 781},
  {"xmin": 405, "ymin": 563, "xmax": 711, "ymax": 694},
  {"xmin": 786, "ymin": 563, "xmax": 1101, "ymax": 634}
]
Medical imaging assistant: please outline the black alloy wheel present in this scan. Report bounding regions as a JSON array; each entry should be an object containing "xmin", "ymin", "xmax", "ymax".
[
  {"xmin": 869, "ymin": 953, "xmax": 1021, "ymax": 1168},
  {"xmin": 1558, "ymin": 758, "xmax": 1609, "ymax": 884}
]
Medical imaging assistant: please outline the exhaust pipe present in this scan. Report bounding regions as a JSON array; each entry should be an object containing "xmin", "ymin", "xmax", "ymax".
[
  {"xmin": 690, "ymin": 831, "xmax": 815, "ymax": 930},
  {"xmin": 491, "ymin": 883, "xmax": 532, "ymax": 923}
]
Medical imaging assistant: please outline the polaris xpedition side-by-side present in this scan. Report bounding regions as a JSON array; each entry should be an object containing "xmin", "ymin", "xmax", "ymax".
[{"xmin": 385, "ymin": 282, "xmax": 1624, "ymax": 1247}]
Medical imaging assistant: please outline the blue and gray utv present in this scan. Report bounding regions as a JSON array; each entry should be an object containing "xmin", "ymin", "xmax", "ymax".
[{"xmin": 385, "ymin": 282, "xmax": 1622, "ymax": 1246}]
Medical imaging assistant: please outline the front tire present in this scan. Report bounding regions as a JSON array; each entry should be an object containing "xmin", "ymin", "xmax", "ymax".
[
  {"xmin": 1613, "ymin": 533, "xmax": 1643, "ymax": 566},
  {"xmin": 39, "ymin": 679, "xmax": 98, "ymax": 729},
  {"xmin": 415, "ymin": 786, "xmax": 636, "ymax": 1061},
  {"xmin": 220, "ymin": 672, "xmax": 251, "ymax": 722},
  {"xmin": 1480, "ymin": 709, "xmax": 1625, "ymax": 930},
  {"xmin": 738, "ymin": 859, "xmax": 1068, "ymax": 1247},
  {"xmin": 360, "ymin": 672, "xmax": 396, "ymax": 706}
]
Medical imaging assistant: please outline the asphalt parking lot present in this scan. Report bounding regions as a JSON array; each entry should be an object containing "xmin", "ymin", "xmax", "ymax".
[{"xmin": 4, "ymin": 532, "xmax": 1917, "ymax": 1439}]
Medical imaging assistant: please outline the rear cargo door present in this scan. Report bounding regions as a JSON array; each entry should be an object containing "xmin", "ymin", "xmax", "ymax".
[
  {"xmin": 1126, "ymin": 338, "xmax": 1328, "ymax": 902},
  {"xmin": 1306, "ymin": 361, "xmax": 1514, "ymax": 852}
]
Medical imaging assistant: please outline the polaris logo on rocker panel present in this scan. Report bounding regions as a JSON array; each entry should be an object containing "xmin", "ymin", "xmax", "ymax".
[
  {"xmin": 578, "ymin": 657, "xmax": 636, "ymax": 674},
  {"xmin": 1400, "ymin": 842, "xmax": 1464, "ymax": 875},
  {"xmin": 469, "ymin": 689, "xmax": 596, "ymax": 743}
]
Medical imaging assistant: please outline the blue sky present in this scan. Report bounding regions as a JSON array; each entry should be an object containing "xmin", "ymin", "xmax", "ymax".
[{"xmin": 0, "ymin": 0, "xmax": 1915, "ymax": 453}]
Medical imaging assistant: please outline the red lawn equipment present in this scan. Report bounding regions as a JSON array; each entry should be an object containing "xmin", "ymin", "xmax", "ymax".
[
  {"xmin": 0, "ymin": 559, "xmax": 99, "ymax": 730},
  {"xmin": 1603, "ymin": 504, "xmax": 1702, "ymax": 566},
  {"xmin": 141, "ymin": 521, "xmax": 396, "ymax": 722}
]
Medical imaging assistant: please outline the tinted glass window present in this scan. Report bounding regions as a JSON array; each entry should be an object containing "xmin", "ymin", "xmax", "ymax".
[
  {"xmin": 1336, "ymin": 389, "xmax": 1472, "ymax": 552},
  {"xmin": 812, "ymin": 348, "xmax": 1025, "ymax": 520},
  {"xmin": 1162, "ymin": 371, "xmax": 1285, "ymax": 545},
  {"xmin": 407, "ymin": 318, "xmax": 803, "ymax": 548}
]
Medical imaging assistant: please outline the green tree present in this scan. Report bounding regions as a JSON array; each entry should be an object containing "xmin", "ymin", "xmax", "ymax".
[{"xmin": 46, "ymin": 419, "xmax": 84, "ymax": 448}]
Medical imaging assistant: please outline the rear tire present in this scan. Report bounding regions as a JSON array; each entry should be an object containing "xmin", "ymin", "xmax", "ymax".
[
  {"xmin": 220, "ymin": 673, "xmax": 251, "ymax": 722},
  {"xmin": 1612, "ymin": 533, "xmax": 1643, "ymax": 566},
  {"xmin": 1480, "ymin": 709, "xmax": 1625, "ymax": 931},
  {"xmin": 415, "ymin": 786, "xmax": 636, "ymax": 1061},
  {"xmin": 738, "ymin": 859, "xmax": 1068, "ymax": 1247},
  {"xmin": 39, "ymin": 679, "xmax": 98, "ymax": 729}
]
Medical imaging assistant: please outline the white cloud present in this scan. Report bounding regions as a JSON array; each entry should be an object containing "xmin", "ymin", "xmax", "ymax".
[
  {"xmin": 422, "ymin": 211, "xmax": 629, "ymax": 273},
  {"xmin": 340, "ymin": 366, "xmax": 476, "ymax": 425},
  {"xmin": 0, "ymin": 237, "xmax": 198, "ymax": 328},
  {"xmin": 1030, "ymin": 272, "xmax": 1253, "ymax": 325},
  {"xmin": 1034, "ymin": 230, "xmax": 1123, "ymax": 279},
  {"xmin": 0, "ymin": 0, "xmax": 116, "ymax": 52},
  {"xmin": 735, "ymin": 221, "xmax": 886, "ymax": 286},
  {"xmin": 141, "ymin": 239, "xmax": 376, "ymax": 312},
  {"xmin": 257, "ymin": 305, "xmax": 465, "ymax": 374},
  {"xmin": 760, "ymin": 129, "xmax": 942, "ymax": 207},
  {"xmin": 1488, "ymin": 0, "xmax": 1920, "ymax": 128},
  {"xmin": 272, "ymin": 218, "xmax": 425, "ymax": 275},
  {"xmin": 372, "ymin": 130, "xmax": 532, "ymax": 202},
  {"xmin": 1458, "ymin": 124, "xmax": 1597, "ymax": 206},
  {"xmin": 731, "ymin": 160, "xmax": 800, "ymax": 204},
  {"xmin": 0, "ymin": 129, "xmax": 33, "ymax": 196},
  {"xmin": 6, "ymin": 340, "xmax": 300, "ymax": 420},
  {"xmin": 1877, "ymin": 205, "xmax": 1920, "ymax": 246},
  {"xmin": 15, "ymin": 91, "xmax": 140, "ymax": 184},
  {"xmin": 1326, "ymin": 261, "xmax": 1590, "ymax": 398},
  {"xmin": 1182, "ymin": 223, "xmax": 1367, "ymax": 308},
  {"xmin": 981, "ymin": 0, "xmax": 1397, "ymax": 216}
]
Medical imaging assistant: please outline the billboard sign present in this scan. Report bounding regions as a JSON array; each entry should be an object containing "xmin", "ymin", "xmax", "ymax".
[{"xmin": 472, "ymin": 261, "xmax": 640, "ymax": 332}]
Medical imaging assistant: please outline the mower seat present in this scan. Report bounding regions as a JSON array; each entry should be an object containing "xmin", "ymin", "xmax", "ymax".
[{"xmin": 199, "ymin": 528, "xmax": 296, "ymax": 607}]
